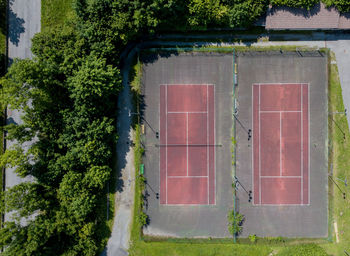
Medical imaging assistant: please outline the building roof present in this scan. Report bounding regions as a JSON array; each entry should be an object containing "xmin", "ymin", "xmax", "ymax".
[{"xmin": 266, "ymin": 3, "xmax": 350, "ymax": 30}]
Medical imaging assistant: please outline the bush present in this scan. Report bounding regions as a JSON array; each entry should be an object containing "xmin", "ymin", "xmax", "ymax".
[
  {"xmin": 228, "ymin": 210, "xmax": 244, "ymax": 236},
  {"xmin": 138, "ymin": 211, "xmax": 149, "ymax": 227},
  {"xmin": 248, "ymin": 234, "xmax": 257, "ymax": 243},
  {"xmin": 270, "ymin": 0, "xmax": 319, "ymax": 9},
  {"xmin": 323, "ymin": 0, "xmax": 350, "ymax": 12}
]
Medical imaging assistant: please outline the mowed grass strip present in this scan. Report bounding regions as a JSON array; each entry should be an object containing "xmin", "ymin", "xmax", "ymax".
[
  {"xmin": 129, "ymin": 241, "xmax": 272, "ymax": 256},
  {"xmin": 321, "ymin": 52, "xmax": 350, "ymax": 255},
  {"xmin": 41, "ymin": 0, "xmax": 74, "ymax": 30}
]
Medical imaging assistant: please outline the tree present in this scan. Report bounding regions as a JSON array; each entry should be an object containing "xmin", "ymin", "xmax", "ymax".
[
  {"xmin": 270, "ymin": 0, "xmax": 319, "ymax": 9},
  {"xmin": 188, "ymin": 0, "xmax": 229, "ymax": 28}
]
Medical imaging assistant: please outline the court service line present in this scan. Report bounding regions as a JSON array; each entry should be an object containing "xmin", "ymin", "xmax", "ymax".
[
  {"xmin": 168, "ymin": 111, "xmax": 207, "ymax": 114},
  {"xmin": 308, "ymin": 83, "xmax": 310, "ymax": 205},
  {"xmin": 165, "ymin": 84, "xmax": 168, "ymax": 204},
  {"xmin": 187, "ymin": 112, "xmax": 189, "ymax": 177},
  {"xmin": 261, "ymin": 176, "xmax": 302, "ymax": 178},
  {"xmin": 251, "ymin": 84, "xmax": 254, "ymax": 205},
  {"xmin": 207, "ymin": 84, "xmax": 209, "ymax": 204},
  {"xmin": 158, "ymin": 86, "xmax": 160, "ymax": 205},
  {"xmin": 167, "ymin": 176, "xmax": 209, "ymax": 178},
  {"xmin": 259, "ymin": 83, "xmax": 261, "ymax": 204},
  {"xmin": 258, "ymin": 83, "xmax": 305, "ymax": 85},
  {"xmin": 280, "ymin": 111, "xmax": 282, "ymax": 176},
  {"xmin": 301, "ymin": 84, "xmax": 304, "ymax": 204},
  {"xmin": 213, "ymin": 84, "xmax": 216, "ymax": 205},
  {"xmin": 260, "ymin": 110, "xmax": 301, "ymax": 113}
]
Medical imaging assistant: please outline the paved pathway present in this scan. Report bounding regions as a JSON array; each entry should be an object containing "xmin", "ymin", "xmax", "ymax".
[
  {"xmin": 5, "ymin": 0, "xmax": 41, "ymax": 222},
  {"xmin": 326, "ymin": 38, "xmax": 350, "ymax": 125},
  {"xmin": 102, "ymin": 49, "xmax": 136, "ymax": 256}
]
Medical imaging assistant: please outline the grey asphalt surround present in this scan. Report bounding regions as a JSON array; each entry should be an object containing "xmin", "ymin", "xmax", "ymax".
[
  {"xmin": 141, "ymin": 52, "xmax": 233, "ymax": 237},
  {"xmin": 235, "ymin": 51, "xmax": 328, "ymax": 238}
]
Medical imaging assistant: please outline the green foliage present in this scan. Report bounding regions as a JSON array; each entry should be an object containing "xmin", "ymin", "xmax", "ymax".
[
  {"xmin": 323, "ymin": 0, "xmax": 350, "ymax": 12},
  {"xmin": 227, "ymin": 0, "xmax": 268, "ymax": 28},
  {"xmin": 277, "ymin": 244, "xmax": 328, "ymax": 256},
  {"xmin": 271, "ymin": 0, "xmax": 350, "ymax": 12},
  {"xmin": 249, "ymin": 234, "xmax": 257, "ymax": 243},
  {"xmin": 228, "ymin": 210, "xmax": 244, "ymax": 236},
  {"xmin": 138, "ymin": 211, "xmax": 149, "ymax": 227},
  {"xmin": 270, "ymin": 0, "xmax": 319, "ymax": 9},
  {"xmin": 188, "ymin": 0, "xmax": 229, "ymax": 28},
  {"xmin": 42, "ymin": 0, "xmax": 75, "ymax": 30},
  {"xmin": 0, "ymin": 19, "xmax": 121, "ymax": 254}
]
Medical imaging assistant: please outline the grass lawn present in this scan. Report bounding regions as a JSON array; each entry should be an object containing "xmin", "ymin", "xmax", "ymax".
[
  {"xmin": 41, "ymin": 0, "xmax": 74, "ymax": 30},
  {"xmin": 320, "ymin": 52, "xmax": 350, "ymax": 255}
]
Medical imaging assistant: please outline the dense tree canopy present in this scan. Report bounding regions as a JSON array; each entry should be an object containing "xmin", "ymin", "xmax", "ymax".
[{"xmin": 0, "ymin": 24, "xmax": 121, "ymax": 255}]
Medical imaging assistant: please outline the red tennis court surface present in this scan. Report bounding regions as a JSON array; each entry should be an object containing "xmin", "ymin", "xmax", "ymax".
[
  {"xmin": 253, "ymin": 83, "xmax": 309, "ymax": 205},
  {"xmin": 160, "ymin": 84, "xmax": 215, "ymax": 205}
]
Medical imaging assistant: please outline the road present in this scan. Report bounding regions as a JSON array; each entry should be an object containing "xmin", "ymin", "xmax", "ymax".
[{"xmin": 5, "ymin": 0, "xmax": 41, "ymax": 222}]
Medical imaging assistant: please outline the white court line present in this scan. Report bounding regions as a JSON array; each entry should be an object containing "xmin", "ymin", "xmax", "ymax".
[
  {"xmin": 260, "ymin": 110, "xmax": 301, "ymax": 113},
  {"xmin": 168, "ymin": 111, "xmax": 207, "ymax": 114},
  {"xmin": 261, "ymin": 176, "xmax": 302, "ymax": 178},
  {"xmin": 280, "ymin": 111, "xmax": 282, "ymax": 176},
  {"xmin": 308, "ymin": 83, "xmax": 310, "ymax": 205},
  {"xmin": 301, "ymin": 84, "xmax": 304, "ymax": 204},
  {"xmin": 187, "ymin": 112, "xmax": 189, "ymax": 176},
  {"xmin": 165, "ymin": 84, "xmax": 214, "ymax": 86},
  {"xmin": 159, "ymin": 85, "xmax": 162, "ymax": 206},
  {"xmin": 258, "ymin": 83, "xmax": 305, "ymax": 85},
  {"xmin": 213, "ymin": 84, "xmax": 216, "ymax": 205},
  {"xmin": 168, "ymin": 176, "xmax": 209, "ymax": 178},
  {"xmin": 165, "ymin": 84, "xmax": 168, "ymax": 204},
  {"xmin": 251, "ymin": 84, "xmax": 255, "ymax": 205},
  {"xmin": 259, "ymin": 84, "xmax": 261, "ymax": 204},
  {"xmin": 207, "ymin": 84, "xmax": 209, "ymax": 204}
]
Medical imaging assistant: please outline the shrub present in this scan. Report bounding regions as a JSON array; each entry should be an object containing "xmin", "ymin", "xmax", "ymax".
[
  {"xmin": 249, "ymin": 234, "xmax": 257, "ymax": 243},
  {"xmin": 228, "ymin": 210, "xmax": 244, "ymax": 236}
]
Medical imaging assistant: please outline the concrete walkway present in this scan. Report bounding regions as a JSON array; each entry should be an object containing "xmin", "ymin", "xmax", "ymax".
[{"xmin": 5, "ymin": 0, "xmax": 41, "ymax": 222}]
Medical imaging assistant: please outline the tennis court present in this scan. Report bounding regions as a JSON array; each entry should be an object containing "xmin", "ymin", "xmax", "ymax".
[
  {"xmin": 142, "ymin": 52, "xmax": 233, "ymax": 237},
  {"xmin": 235, "ymin": 51, "xmax": 328, "ymax": 237},
  {"xmin": 252, "ymin": 83, "xmax": 309, "ymax": 205},
  {"xmin": 160, "ymin": 84, "xmax": 215, "ymax": 205}
]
